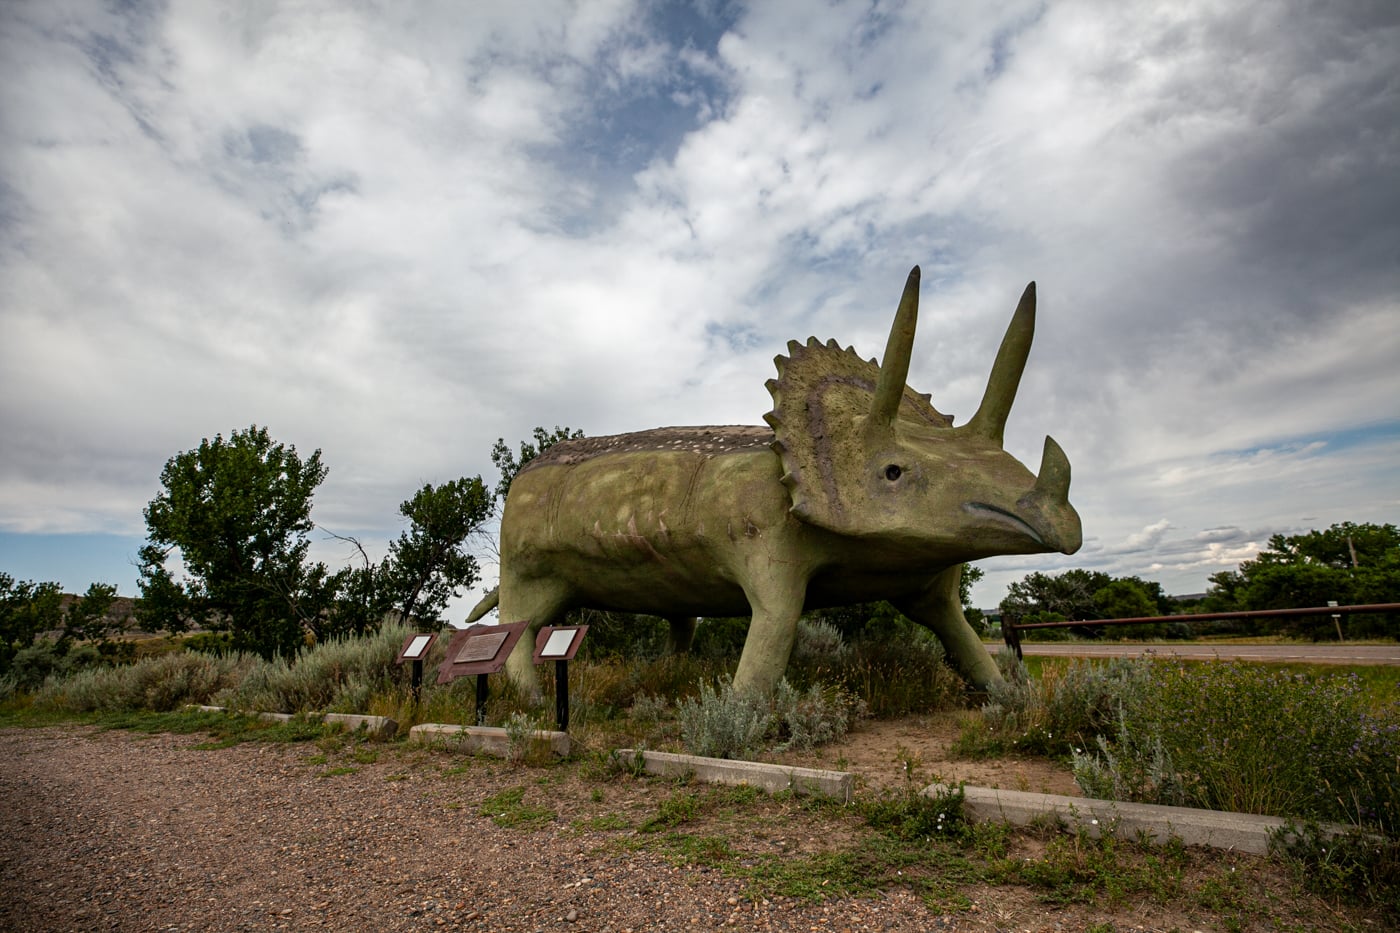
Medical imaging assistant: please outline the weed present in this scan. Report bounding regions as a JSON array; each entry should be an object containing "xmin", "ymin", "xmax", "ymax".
[
  {"xmin": 1272, "ymin": 821, "xmax": 1400, "ymax": 918},
  {"xmin": 574, "ymin": 812, "xmax": 631, "ymax": 831},
  {"xmin": 503, "ymin": 711, "xmax": 556, "ymax": 766},
  {"xmin": 479, "ymin": 786, "xmax": 556, "ymax": 830},
  {"xmin": 640, "ymin": 791, "xmax": 701, "ymax": 832},
  {"xmin": 859, "ymin": 782, "xmax": 964, "ymax": 842}
]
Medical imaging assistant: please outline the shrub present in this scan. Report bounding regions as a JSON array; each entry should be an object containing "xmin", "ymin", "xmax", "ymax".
[
  {"xmin": 772, "ymin": 680, "xmax": 859, "ymax": 752},
  {"xmin": 791, "ymin": 619, "xmax": 846, "ymax": 665},
  {"xmin": 1074, "ymin": 662, "xmax": 1400, "ymax": 834},
  {"xmin": 216, "ymin": 623, "xmax": 408, "ymax": 714},
  {"xmin": 677, "ymin": 677, "xmax": 773, "ymax": 759},
  {"xmin": 35, "ymin": 651, "xmax": 252, "ymax": 712},
  {"xmin": 829, "ymin": 632, "xmax": 965, "ymax": 718},
  {"xmin": 691, "ymin": 616, "xmax": 750, "ymax": 659},
  {"xmin": 977, "ymin": 654, "xmax": 1153, "ymax": 757},
  {"xmin": 184, "ymin": 632, "xmax": 235, "ymax": 657}
]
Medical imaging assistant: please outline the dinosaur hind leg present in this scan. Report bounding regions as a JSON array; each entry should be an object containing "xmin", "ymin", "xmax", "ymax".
[{"xmin": 665, "ymin": 616, "xmax": 697, "ymax": 654}]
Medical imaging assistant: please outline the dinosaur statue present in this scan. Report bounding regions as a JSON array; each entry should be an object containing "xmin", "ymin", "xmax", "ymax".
[{"xmin": 467, "ymin": 267, "xmax": 1082, "ymax": 698}]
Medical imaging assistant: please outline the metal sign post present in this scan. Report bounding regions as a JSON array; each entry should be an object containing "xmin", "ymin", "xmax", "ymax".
[
  {"xmin": 395, "ymin": 633, "xmax": 439, "ymax": 705},
  {"xmin": 532, "ymin": 626, "xmax": 589, "ymax": 731}
]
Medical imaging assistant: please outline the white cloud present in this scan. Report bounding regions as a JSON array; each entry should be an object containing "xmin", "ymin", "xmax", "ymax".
[{"xmin": 1, "ymin": 0, "xmax": 1397, "ymax": 615}]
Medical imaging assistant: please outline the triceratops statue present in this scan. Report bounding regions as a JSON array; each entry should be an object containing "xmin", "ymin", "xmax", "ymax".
[{"xmin": 468, "ymin": 267, "xmax": 1081, "ymax": 698}]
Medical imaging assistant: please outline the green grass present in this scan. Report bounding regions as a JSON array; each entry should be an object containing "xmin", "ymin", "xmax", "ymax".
[
  {"xmin": 611, "ymin": 780, "xmax": 1197, "ymax": 912},
  {"xmin": 1023, "ymin": 655, "xmax": 1400, "ymax": 708},
  {"xmin": 479, "ymin": 786, "xmax": 557, "ymax": 830}
]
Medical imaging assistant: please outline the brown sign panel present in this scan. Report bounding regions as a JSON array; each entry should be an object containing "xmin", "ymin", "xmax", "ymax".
[
  {"xmin": 436, "ymin": 621, "xmax": 529, "ymax": 683},
  {"xmin": 455, "ymin": 630, "xmax": 508, "ymax": 663},
  {"xmin": 532, "ymin": 625, "xmax": 589, "ymax": 663},
  {"xmin": 396, "ymin": 632, "xmax": 438, "ymax": 664}
]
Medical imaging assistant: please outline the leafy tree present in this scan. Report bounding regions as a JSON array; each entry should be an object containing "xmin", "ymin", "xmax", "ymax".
[
  {"xmin": 1092, "ymin": 578, "xmax": 1159, "ymax": 620},
  {"xmin": 137, "ymin": 425, "xmax": 328, "ymax": 659},
  {"xmin": 1, "ymin": 573, "xmax": 63, "ymax": 671},
  {"xmin": 1000, "ymin": 568, "xmax": 1112, "ymax": 623},
  {"xmin": 1092, "ymin": 577, "xmax": 1163, "ymax": 639},
  {"xmin": 489, "ymin": 425, "xmax": 584, "ymax": 502},
  {"xmin": 316, "ymin": 478, "xmax": 494, "ymax": 638},
  {"xmin": 1206, "ymin": 522, "xmax": 1399, "ymax": 638},
  {"xmin": 383, "ymin": 478, "xmax": 492, "ymax": 629},
  {"xmin": 58, "ymin": 582, "xmax": 121, "ymax": 646}
]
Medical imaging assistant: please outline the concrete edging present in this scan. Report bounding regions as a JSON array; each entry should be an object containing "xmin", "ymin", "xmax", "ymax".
[
  {"xmin": 409, "ymin": 723, "xmax": 571, "ymax": 758},
  {"xmin": 322, "ymin": 712, "xmax": 399, "ymax": 739},
  {"xmin": 616, "ymin": 748, "xmax": 853, "ymax": 802},
  {"xmin": 185, "ymin": 705, "xmax": 397, "ymax": 738},
  {"xmin": 946, "ymin": 785, "xmax": 1335, "ymax": 855}
]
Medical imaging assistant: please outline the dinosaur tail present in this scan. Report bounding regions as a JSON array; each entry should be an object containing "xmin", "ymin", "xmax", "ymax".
[{"xmin": 463, "ymin": 586, "xmax": 499, "ymax": 625}]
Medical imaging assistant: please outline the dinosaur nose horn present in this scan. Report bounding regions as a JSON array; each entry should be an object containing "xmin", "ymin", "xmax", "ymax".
[
  {"xmin": 868, "ymin": 266, "xmax": 920, "ymax": 430},
  {"xmin": 964, "ymin": 282, "xmax": 1035, "ymax": 447},
  {"xmin": 1034, "ymin": 435, "xmax": 1072, "ymax": 503}
]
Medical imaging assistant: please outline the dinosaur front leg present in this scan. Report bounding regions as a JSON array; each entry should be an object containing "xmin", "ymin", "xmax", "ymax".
[
  {"xmin": 498, "ymin": 578, "xmax": 572, "ymax": 704},
  {"xmin": 894, "ymin": 565, "xmax": 1003, "ymax": 691},
  {"xmin": 731, "ymin": 567, "xmax": 807, "ymax": 697}
]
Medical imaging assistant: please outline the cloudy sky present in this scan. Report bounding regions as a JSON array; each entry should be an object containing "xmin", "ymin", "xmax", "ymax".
[{"xmin": 2, "ymin": 0, "xmax": 1397, "ymax": 617}]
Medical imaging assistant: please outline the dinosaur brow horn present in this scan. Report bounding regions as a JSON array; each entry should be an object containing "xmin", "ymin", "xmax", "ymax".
[
  {"xmin": 868, "ymin": 266, "xmax": 921, "ymax": 430},
  {"xmin": 963, "ymin": 281, "xmax": 1036, "ymax": 446}
]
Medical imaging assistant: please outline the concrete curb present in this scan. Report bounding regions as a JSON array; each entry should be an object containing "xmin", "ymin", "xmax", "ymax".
[
  {"xmin": 322, "ymin": 713, "xmax": 399, "ymax": 739},
  {"xmin": 946, "ymin": 785, "xmax": 1324, "ymax": 855},
  {"xmin": 184, "ymin": 706, "xmax": 396, "ymax": 738},
  {"xmin": 409, "ymin": 723, "xmax": 571, "ymax": 758},
  {"xmin": 617, "ymin": 749, "xmax": 853, "ymax": 802}
]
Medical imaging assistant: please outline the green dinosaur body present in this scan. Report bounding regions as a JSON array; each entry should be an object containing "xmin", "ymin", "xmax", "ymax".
[{"xmin": 470, "ymin": 268, "xmax": 1082, "ymax": 698}]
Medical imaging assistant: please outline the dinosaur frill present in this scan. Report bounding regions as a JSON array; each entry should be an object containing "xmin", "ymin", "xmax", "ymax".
[{"xmin": 763, "ymin": 279, "xmax": 953, "ymax": 534}]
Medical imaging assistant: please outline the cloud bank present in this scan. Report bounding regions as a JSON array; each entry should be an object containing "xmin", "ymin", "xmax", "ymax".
[{"xmin": 2, "ymin": 0, "xmax": 1396, "ymax": 611}]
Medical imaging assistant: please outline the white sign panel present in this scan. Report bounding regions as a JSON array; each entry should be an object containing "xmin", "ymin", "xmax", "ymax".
[
  {"xmin": 403, "ymin": 634, "xmax": 433, "ymax": 660},
  {"xmin": 540, "ymin": 628, "xmax": 577, "ymax": 658}
]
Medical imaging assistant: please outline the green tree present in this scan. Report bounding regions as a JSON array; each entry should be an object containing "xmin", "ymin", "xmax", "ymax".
[
  {"xmin": 383, "ymin": 478, "xmax": 493, "ymax": 629},
  {"xmin": 1205, "ymin": 522, "xmax": 1400, "ymax": 638},
  {"xmin": 1000, "ymin": 568, "xmax": 1112, "ymax": 623},
  {"xmin": 318, "ymin": 478, "xmax": 495, "ymax": 638},
  {"xmin": 0, "ymin": 573, "xmax": 63, "ymax": 671},
  {"xmin": 137, "ymin": 425, "xmax": 328, "ymax": 659},
  {"xmin": 489, "ymin": 425, "xmax": 584, "ymax": 502},
  {"xmin": 1092, "ymin": 578, "xmax": 1158, "ymax": 620},
  {"xmin": 59, "ymin": 582, "xmax": 121, "ymax": 645},
  {"xmin": 1092, "ymin": 577, "xmax": 1162, "ymax": 638}
]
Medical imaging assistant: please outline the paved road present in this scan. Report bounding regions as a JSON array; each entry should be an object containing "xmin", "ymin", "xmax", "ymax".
[{"xmin": 1007, "ymin": 643, "xmax": 1400, "ymax": 666}]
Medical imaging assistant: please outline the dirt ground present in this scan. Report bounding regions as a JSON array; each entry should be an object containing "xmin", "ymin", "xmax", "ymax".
[
  {"xmin": 0, "ymin": 718, "xmax": 1382, "ymax": 932},
  {"xmin": 773, "ymin": 711, "xmax": 1080, "ymax": 796}
]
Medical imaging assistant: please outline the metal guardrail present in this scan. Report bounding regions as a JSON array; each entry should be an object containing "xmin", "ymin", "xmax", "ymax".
[{"xmin": 1002, "ymin": 602, "xmax": 1400, "ymax": 659}]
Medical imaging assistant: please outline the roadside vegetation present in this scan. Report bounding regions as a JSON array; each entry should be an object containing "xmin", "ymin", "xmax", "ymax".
[
  {"xmin": 2, "ymin": 421, "xmax": 1397, "ymax": 920},
  {"xmin": 3, "ymin": 613, "xmax": 1398, "ymax": 920}
]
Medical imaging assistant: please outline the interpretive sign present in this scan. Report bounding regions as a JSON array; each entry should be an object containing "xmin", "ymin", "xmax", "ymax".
[
  {"xmin": 533, "ymin": 625, "xmax": 590, "ymax": 731},
  {"xmin": 436, "ymin": 621, "xmax": 529, "ymax": 683},
  {"xmin": 456, "ymin": 631, "xmax": 509, "ymax": 663},
  {"xmin": 396, "ymin": 632, "xmax": 439, "ymax": 703},
  {"xmin": 396, "ymin": 633, "xmax": 437, "ymax": 663},
  {"xmin": 532, "ymin": 625, "xmax": 589, "ymax": 663}
]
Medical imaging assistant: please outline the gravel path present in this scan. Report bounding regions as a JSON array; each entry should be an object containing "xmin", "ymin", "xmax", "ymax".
[
  {"xmin": 0, "ymin": 726, "xmax": 1012, "ymax": 932},
  {"xmin": 0, "ymin": 724, "xmax": 1367, "ymax": 932}
]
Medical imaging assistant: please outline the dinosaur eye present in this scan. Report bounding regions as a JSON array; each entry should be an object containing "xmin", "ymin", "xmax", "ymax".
[{"xmin": 884, "ymin": 464, "xmax": 902, "ymax": 481}]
